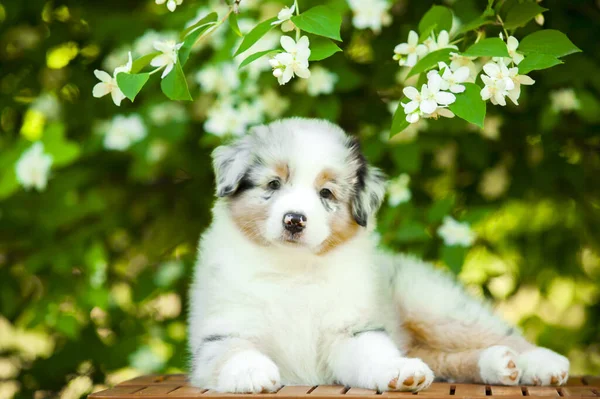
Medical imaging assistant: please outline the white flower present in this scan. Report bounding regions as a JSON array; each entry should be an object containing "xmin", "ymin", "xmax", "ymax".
[
  {"xmin": 506, "ymin": 67, "xmax": 535, "ymax": 105},
  {"xmin": 387, "ymin": 174, "xmax": 412, "ymax": 206},
  {"xmin": 402, "ymin": 75, "xmax": 455, "ymax": 123},
  {"xmin": 148, "ymin": 102, "xmax": 187, "ymax": 126},
  {"xmin": 15, "ymin": 143, "xmax": 53, "ymax": 191},
  {"xmin": 423, "ymin": 106, "xmax": 455, "ymax": 119},
  {"xmin": 151, "ymin": 40, "xmax": 183, "ymax": 78},
  {"xmin": 437, "ymin": 216, "xmax": 476, "ymax": 247},
  {"xmin": 348, "ymin": 0, "xmax": 392, "ymax": 34},
  {"xmin": 93, "ymin": 52, "xmax": 132, "ymax": 107},
  {"xmin": 156, "ymin": 0, "xmax": 183, "ymax": 12},
  {"xmin": 449, "ymin": 52, "xmax": 479, "ymax": 80},
  {"xmin": 535, "ymin": 13, "xmax": 545, "ymax": 26},
  {"xmin": 423, "ymin": 30, "xmax": 458, "ymax": 53},
  {"xmin": 393, "ymin": 30, "xmax": 428, "ymax": 67},
  {"xmin": 429, "ymin": 62, "xmax": 470, "ymax": 93},
  {"xmin": 550, "ymin": 88, "xmax": 580, "ymax": 113},
  {"xmin": 195, "ymin": 62, "xmax": 241, "ymax": 95},
  {"xmin": 270, "ymin": 36, "xmax": 311, "ymax": 85},
  {"xmin": 134, "ymin": 30, "xmax": 178, "ymax": 56},
  {"xmin": 260, "ymin": 89, "xmax": 289, "ymax": 119},
  {"xmin": 204, "ymin": 100, "xmax": 248, "ymax": 137},
  {"xmin": 104, "ymin": 114, "xmax": 147, "ymax": 151},
  {"xmin": 506, "ymin": 35, "xmax": 524, "ymax": 65},
  {"xmin": 479, "ymin": 164, "xmax": 510, "ymax": 200},
  {"xmin": 480, "ymin": 61, "xmax": 515, "ymax": 106},
  {"xmin": 299, "ymin": 66, "xmax": 338, "ymax": 96},
  {"xmin": 271, "ymin": 4, "xmax": 296, "ymax": 32}
]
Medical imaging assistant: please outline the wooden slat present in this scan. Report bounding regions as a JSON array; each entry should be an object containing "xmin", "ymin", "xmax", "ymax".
[
  {"xmin": 525, "ymin": 387, "xmax": 561, "ymax": 396},
  {"xmin": 167, "ymin": 386, "xmax": 208, "ymax": 396},
  {"xmin": 488, "ymin": 386, "xmax": 524, "ymax": 396},
  {"xmin": 134, "ymin": 386, "xmax": 182, "ymax": 396},
  {"xmin": 89, "ymin": 386, "xmax": 146, "ymax": 398},
  {"xmin": 416, "ymin": 383, "xmax": 452, "ymax": 396},
  {"xmin": 346, "ymin": 388, "xmax": 377, "ymax": 395},
  {"xmin": 276, "ymin": 386, "xmax": 314, "ymax": 395},
  {"xmin": 561, "ymin": 387, "xmax": 598, "ymax": 397},
  {"xmin": 118, "ymin": 376, "xmax": 163, "ymax": 386},
  {"xmin": 568, "ymin": 377, "xmax": 586, "ymax": 386},
  {"xmin": 310, "ymin": 386, "xmax": 347, "ymax": 395},
  {"xmin": 584, "ymin": 377, "xmax": 600, "ymax": 387},
  {"xmin": 379, "ymin": 392, "xmax": 414, "ymax": 397},
  {"xmin": 453, "ymin": 384, "xmax": 486, "ymax": 396}
]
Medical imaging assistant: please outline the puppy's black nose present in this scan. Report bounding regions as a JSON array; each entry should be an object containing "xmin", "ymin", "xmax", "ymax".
[{"xmin": 283, "ymin": 212, "xmax": 307, "ymax": 233}]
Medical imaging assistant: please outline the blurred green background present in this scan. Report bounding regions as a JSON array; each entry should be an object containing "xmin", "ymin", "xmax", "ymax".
[{"xmin": 1, "ymin": 0, "xmax": 599, "ymax": 398}]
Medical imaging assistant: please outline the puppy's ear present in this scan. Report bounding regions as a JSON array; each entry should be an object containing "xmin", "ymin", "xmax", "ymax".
[
  {"xmin": 212, "ymin": 136, "xmax": 253, "ymax": 197},
  {"xmin": 348, "ymin": 139, "xmax": 386, "ymax": 227}
]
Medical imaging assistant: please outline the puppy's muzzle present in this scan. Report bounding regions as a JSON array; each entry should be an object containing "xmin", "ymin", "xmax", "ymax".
[{"xmin": 283, "ymin": 212, "xmax": 307, "ymax": 234}]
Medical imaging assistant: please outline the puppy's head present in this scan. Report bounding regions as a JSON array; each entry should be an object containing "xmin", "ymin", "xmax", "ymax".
[{"xmin": 212, "ymin": 118, "xmax": 385, "ymax": 254}]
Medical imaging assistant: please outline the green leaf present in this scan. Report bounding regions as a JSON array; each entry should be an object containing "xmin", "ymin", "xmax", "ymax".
[
  {"xmin": 180, "ymin": 12, "xmax": 218, "ymax": 40},
  {"xmin": 42, "ymin": 123, "xmax": 80, "ymax": 167},
  {"xmin": 418, "ymin": 5, "xmax": 453, "ymax": 35},
  {"xmin": 238, "ymin": 49, "xmax": 278, "ymax": 70},
  {"xmin": 234, "ymin": 17, "xmax": 277, "ymax": 56},
  {"xmin": 396, "ymin": 221, "xmax": 429, "ymax": 242},
  {"xmin": 504, "ymin": 2, "xmax": 547, "ymax": 30},
  {"xmin": 518, "ymin": 30, "xmax": 581, "ymax": 58},
  {"xmin": 309, "ymin": 37, "xmax": 342, "ymax": 61},
  {"xmin": 461, "ymin": 37, "xmax": 510, "ymax": 57},
  {"xmin": 180, "ymin": 23, "xmax": 215, "ymax": 65},
  {"xmin": 458, "ymin": 16, "xmax": 494, "ymax": 34},
  {"xmin": 390, "ymin": 103, "xmax": 410, "ymax": 138},
  {"xmin": 418, "ymin": 23, "xmax": 437, "ymax": 42},
  {"xmin": 517, "ymin": 54, "xmax": 563, "ymax": 74},
  {"xmin": 448, "ymin": 83, "xmax": 486, "ymax": 128},
  {"xmin": 228, "ymin": 12, "xmax": 242, "ymax": 37},
  {"xmin": 131, "ymin": 52, "xmax": 160, "ymax": 74},
  {"xmin": 441, "ymin": 245, "xmax": 467, "ymax": 274},
  {"xmin": 407, "ymin": 48, "xmax": 453, "ymax": 78},
  {"xmin": 427, "ymin": 196, "xmax": 456, "ymax": 223},
  {"xmin": 291, "ymin": 5, "xmax": 342, "ymax": 41},
  {"xmin": 116, "ymin": 73, "xmax": 150, "ymax": 101},
  {"xmin": 160, "ymin": 57, "xmax": 192, "ymax": 101}
]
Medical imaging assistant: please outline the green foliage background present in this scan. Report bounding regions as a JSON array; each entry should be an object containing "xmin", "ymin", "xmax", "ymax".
[{"xmin": 0, "ymin": 0, "xmax": 599, "ymax": 397}]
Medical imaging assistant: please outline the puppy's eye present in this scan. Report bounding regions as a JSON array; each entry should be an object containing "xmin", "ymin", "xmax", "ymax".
[
  {"xmin": 320, "ymin": 188, "xmax": 333, "ymax": 199},
  {"xmin": 268, "ymin": 180, "xmax": 281, "ymax": 190}
]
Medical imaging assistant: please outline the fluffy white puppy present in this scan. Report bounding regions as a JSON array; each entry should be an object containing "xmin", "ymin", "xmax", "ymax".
[{"xmin": 188, "ymin": 118, "xmax": 569, "ymax": 393}]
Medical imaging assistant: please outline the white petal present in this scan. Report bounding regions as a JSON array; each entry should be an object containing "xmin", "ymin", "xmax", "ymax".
[
  {"xmin": 437, "ymin": 30, "xmax": 449, "ymax": 46},
  {"xmin": 406, "ymin": 53, "xmax": 417, "ymax": 67},
  {"xmin": 294, "ymin": 65, "xmax": 311, "ymax": 78},
  {"xmin": 449, "ymin": 84, "xmax": 465, "ymax": 93},
  {"xmin": 151, "ymin": 54, "xmax": 169, "ymax": 68},
  {"xmin": 404, "ymin": 101, "xmax": 419, "ymax": 114},
  {"xmin": 507, "ymin": 87, "xmax": 520, "ymax": 105},
  {"xmin": 394, "ymin": 43, "xmax": 410, "ymax": 55},
  {"xmin": 437, "ymin": 108, "xmax": 455, "ymax": 118},
  {"xmin": 507, "ymin": 36, "xmax": 519, "ymax": 51},
  {"xmin": 275, "ymin": 52, "xmax": 294, "ymax": 65},
  {"xmin": 518, "ymin": 75, "xmax": 535, "ymax": 85},
  {"xmin": 407, "ymin": 30, "xmax": 419, "ymax": 46},
  {"xmin": 93, "ymin": 82, "xmax": 111, "ymax": 98},
  {"xmin": 420, "ymin": 99, "xmax": 437, "ymax": 114},
  {"xmin": 453, "ymin": 66, "xmax": 470, "ymax": 83},
  {"xmin": 435, "ymin": 91, "xmax": 456, "ymax": 105},
  {"xmin": 403, "ymin": 86, "xmax": 419, "ymax": 100},
  {"xmin": 167, "ymin": 0, "xmax": 176, "ymax": 12},
  {"xmin": 495, "ymin": 92, "xmax": 506, "ymax": 106},
  {"xmin": 161, "ymin": 63, "xmax": 174, "ymax": 79},
  {"xmin": 280, "ymin": 36, "xmax": 296, "ymax": 53},
  {"xmin": 94, "ymin": 70, "xmax": 112, "ymax": 82},
  {"xmin": 282, "ymin": 66, "xmax": 294, "ymax": 84},
  {"xmin": 406, "ymin": 111, "xmax": 420, "ymax": 123},
  {"xmin": 513, "ymin": 52, "xmax": 524, "ymax": 65},
  {"xmin": 415, "ymin": 44, "xmax": 428, "ymax": 57},
  {"xmin": 483, "ymin": 62, "xmax": 500, "ymax": 77},
  {"xmin": 428, "ymin": 74, "xmax": 442, "ymax": 93},
  {"xmin": 111, "ymin": 88, "xmax": 125, "ymax": 106},
  {"xmin": 503, "ymin": 78, "xmax": 515, "ymax": 91},
  {"xmin": 480, "ymin": 87, "xmax": 491, "ymax": 101},
  {"xmin": 427, "ymin": 70, "xmax": 439, "ymax": 80}
]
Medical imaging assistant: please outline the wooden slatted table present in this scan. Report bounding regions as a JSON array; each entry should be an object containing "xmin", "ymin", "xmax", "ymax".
[{"xmin": 89, "ymin": 375, "xmax": 600, "ymax": 399}]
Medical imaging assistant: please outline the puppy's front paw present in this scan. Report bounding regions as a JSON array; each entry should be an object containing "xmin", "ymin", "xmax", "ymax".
[
  {"xmin": 479, "ymin": 345, "xmax": 521, "ymax": 385},
  {"xmin": 383, "ymin": 358, "xmax": 434, "ymax": 392},
  {"xmin": 517, "ymin": 348, "xmax": 569, "ymax": 386},
  {"xmin": 216, "ymin": 350, "xmax": 281, "ymax": 393}
]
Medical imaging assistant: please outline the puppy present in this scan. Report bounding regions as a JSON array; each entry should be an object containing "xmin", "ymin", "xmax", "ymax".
[{"xmin": 188, "ymin": 118, "xmax": 569, "ymax": 393}]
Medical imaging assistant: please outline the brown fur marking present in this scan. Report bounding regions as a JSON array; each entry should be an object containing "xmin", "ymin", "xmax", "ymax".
[
  {"xmin": 317, "ymin": 205, "xmax": 360, "ymax": 255},
  {"xmin": 228, "ymin": 200, "xmax": 269, "ymax": 246},
  {"xmin": 274, "ymin": 162, "xmax": 289, "ymax": 182},
  {"xmin": 315, "ymin": 168, "xmax": 337, "ymax": 188}
]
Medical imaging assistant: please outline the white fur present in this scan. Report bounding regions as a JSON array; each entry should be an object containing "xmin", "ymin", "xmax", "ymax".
[
  {"xmin": 478, "ymin": 346, "xmax": 521, "ymax": 385},
  {"xmin": 518, "ymin": 348, "xmax": 570, "ymax": 386},
  {"xmin": 188, "ymin": 118, "xmax": 568, "ymax": 392}
]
